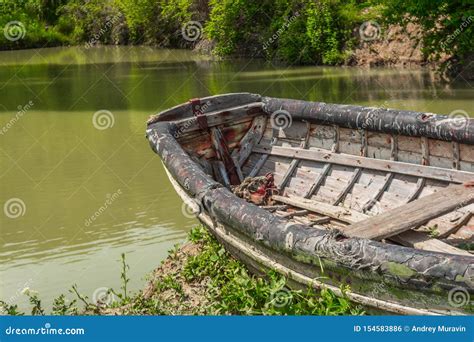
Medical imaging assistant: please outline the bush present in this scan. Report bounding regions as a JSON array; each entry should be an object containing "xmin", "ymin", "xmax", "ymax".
[
  {"xmin": 0, "ymin": 0, "xmax": 69, "ymax": 50},
  {"xmin": 59, "ymin": 0, "xmax": 127, "ymax": 46},
  {"xmin": 206, "ymin": 0, "xmax": 367, "ymax": 65}
]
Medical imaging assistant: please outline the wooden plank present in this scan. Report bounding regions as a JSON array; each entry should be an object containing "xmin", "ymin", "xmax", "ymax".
[
  {"xmin": 331, "ymin": 129, "xmax": 365, "ymax": 205},
  {"xmin": 421, "ymin": 137, "xmax": 430, "ymax": 166},
  {"xmin": 360, "ymin": 129, "xmax": 368, "ymax": 157},
  {"xmin": 391, "ymin": 135, "xmax": 398, "ymax": 161},
  {"xmin": 272, "ymin": 194, "xmax": 470, "ymax": 255},
  {"xmin": 273, "ymin": 194, "xmax": 368, "ymax": 222},
  {"xmin": 343, "ymin": 183, "xmax": 474, "ymax": 240},
  {"xmin": 362, "ymin": 173, "xmax": 394, "ymax": 212},
  {"xmin": 406, "ymin": 177, "xmax": 426, "ymax": 203},
  {"xmin": 232, "ymin": 156, "xmax": 244, "ymax": 182},
  {"xmin": 390, "ymin": 231, "xmax": 471, "ymax": 256},
  {"xmin": 247, "ymin": 154, "xmax": 269, "ymax": 178},
  {"xmin": 260, "ymin": 204, "xmax": 288, "ymax": 212},
  {"xmin": 438, "ymin": 211, "xmax": 473, "ymax": 238},
  {"xmin": 362, "ymin": 134, "xmax": 397, "ymax": 212},
  {"xmin": 332, "ymin": 125, "xmax": 340, "ymax": 153},
  {"xmin": 212, "ymin": 161, "xmax": 230, "ymax": 187},
  {"xmin": 252, "ymin": 145, "xmax": 474, "ymax": 183},
  {"xmin": 333, "ymin": 168, "xmax": 362, "ymax": 205},
  {"xmin": 231, "ymin": 115, "xmax": 267, "ymax": 167},
  {"xmin": 278, "ymin": 210, "xmax": 308, "ymax": 219},
  {"xmin": 302, "ymin": 125, "xmax": 339, "ymax": 198},
  {"xmin": 453, "ymin": 142, "xmax": 461, "ymax": 170},
  {"xmin": 210, "ymin": 127, "xmax": 241, "ymax": 185},
  {"xmin": 279, "ymin": 122, "xmax": 311, "ymax": 190},
  {"xmin": 173, "ymin": 102, "xmax": 263, "ymax": 135},
  {"xmin": 304, "ymin": 164, "xmax": 332, "ymax": 198}
]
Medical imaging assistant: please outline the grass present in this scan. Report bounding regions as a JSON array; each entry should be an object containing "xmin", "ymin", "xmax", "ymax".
[{"xmin": 0, "ymin": 226, "xmax": 363, "ymax": 316}]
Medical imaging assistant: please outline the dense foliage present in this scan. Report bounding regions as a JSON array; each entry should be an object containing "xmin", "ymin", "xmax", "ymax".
[{"xmin": 0, "ymin": 0, "xmax": 472, "ymax": 67}]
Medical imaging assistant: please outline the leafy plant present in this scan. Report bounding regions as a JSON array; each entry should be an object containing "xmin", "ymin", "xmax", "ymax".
[{"xmin": 183, "ymin": 226, "xmax": 363, "ymax": 315}]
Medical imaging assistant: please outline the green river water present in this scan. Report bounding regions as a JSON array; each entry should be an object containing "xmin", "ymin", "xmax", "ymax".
[{"xmin": 0, "ymin": 46, "xmax": 472, "ymax": 311}]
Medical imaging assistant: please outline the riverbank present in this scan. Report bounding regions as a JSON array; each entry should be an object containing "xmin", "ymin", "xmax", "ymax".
[
  {"xmin": 1, "ymin": 1, "xmax": 472, "ymax": 77},
  {"xmin": 1, "ymin": 226, "xmax": 364, "ymax": 316}
]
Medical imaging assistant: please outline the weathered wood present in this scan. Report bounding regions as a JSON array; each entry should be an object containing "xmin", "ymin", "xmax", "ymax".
[
  {"xmin": 390, "ymin": 231, "xmax": 471, "ymax": 256},
  {"xmin": 212, "ymin": 161, "xmax": 230, "ymax": 187},
  {"xmin": 172, "ymin": 102, "xmax": 263, "ymax": 136},
  {"xmin": 362, "ymin": 173, "xmax": 394, "ymax": 212},
  {"xmin": 259, "ymin": 204, "xmax": 288, "ymax": 212},
  {"xmin": 406, "ymin": 178, "xmax": 426, "ymax": 203},
  {"xmin": 307, "ymin": 216, "xmax": 332, "ymax": 225},
  {"xmin": 304, "ymin": 164, "xmax": 332, "ymax": 198},
  {"xmin": 390, "ymin": 135, "xmax": 398, "ymax": 161},
  {"xmin": 148, "ymin": 93, "xmax": 261, "ymax": 124},
  {"xmin": 273, "ymin": 194, "xmax": 368, "ymax": 222},
  {"xmin": 277, "ymin": 209, "xmax": 309, "ymax": 219},
  {"xmin": 253, "ymin": 145, "xmax": 474, "ymax": 183},
  {"xmin": 278, "ymin": 122, "xmax": 311, "ymax": 190},
  {"xmin": 247, "ymin": 154, "xmax": 269, "ymax": 177},
  {"xmin": 262, "ymin": 96, "xmax": 474, "ymax": 144},
  {"xmin": 421, "ymin": 137, "xmax": 430, "ymax": 166},
  {"xmin": 332, "ymin": 125, "xmax": 340, "ymax": 153},
  {"xmin": 343, "ymin": 183, "xmax": 474, "ymax": 240},
  {"xmin": 360, "ymin": 129, "xmax": 368, "ymax": 157},
  {"xmin": 232, "ymin": 156, "xmax": 244, "ymax": 182},
  {"xmin": 231, "ymin": 115, "xmax": 267, "ymax": 167},
  {"xmin": 333, "ymin": 168, "xmax": 362, "ymax": 205},
  {"xmin": 303, "ymin": 125, "xmax": 340, "ymax": 199},
  {"xmin": 210, "ymin": 127, "xmax": 241, "ymax": 185},
  {"xmin": 272, "ymin": 194, "xmax": 470, "ymax": 255},
  {"xmin": 438, "ymin": 211, "xmax": 473, "ymax": 238},
  {"xmin": 453, "ymin": 142, "xmax": 461, "ymax": 170}
]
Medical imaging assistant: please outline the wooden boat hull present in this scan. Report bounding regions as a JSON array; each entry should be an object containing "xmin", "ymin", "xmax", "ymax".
[{"xmin": 147, "ymin": 93, "xmax": 474, "ymax": 315}]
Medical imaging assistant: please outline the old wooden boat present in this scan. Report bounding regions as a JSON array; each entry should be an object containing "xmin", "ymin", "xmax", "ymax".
[{"xmin": 146, "ymin": 93, "xmax": 474, "ymax": 315}]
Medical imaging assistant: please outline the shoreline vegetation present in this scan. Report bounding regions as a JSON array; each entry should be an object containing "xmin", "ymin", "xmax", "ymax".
[
  {"xmin": 0, "ymin": 1, "xmax": 473, "ymax": 78},
  {"xmin": 0, "ymin": 226, "xmax": 364, "ymax": 316}
]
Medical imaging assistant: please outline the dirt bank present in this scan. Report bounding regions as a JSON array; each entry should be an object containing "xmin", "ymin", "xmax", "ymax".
[
  {"xmin": 100, "ymin": 241, "xmax": 210, "ymax": 315},
  {"xmin": 350, "ymin": 22, "xmax": 428, "ymax": 67}
]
